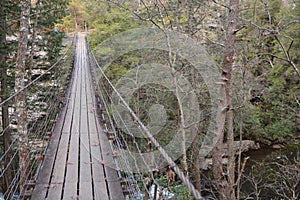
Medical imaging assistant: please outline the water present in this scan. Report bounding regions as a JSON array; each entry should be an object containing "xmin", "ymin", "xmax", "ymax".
[{"xmin": 240, "ymin": 144, "xmax": 300, "ymax": 199}]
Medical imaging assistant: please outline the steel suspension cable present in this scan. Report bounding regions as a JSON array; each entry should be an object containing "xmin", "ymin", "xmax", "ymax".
[
  {"xmin": 88, "ymin": 43, "xmax": 203, "ymax": 199},
  {"xmin": 0, "ymin": 33, "xmax": 77, "ymax": 107},
  {"xmin": 87, "ymin": 47, "xmax": 143, "ymax": 197}
]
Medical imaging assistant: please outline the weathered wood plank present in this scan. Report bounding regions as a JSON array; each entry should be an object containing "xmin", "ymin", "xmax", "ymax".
[
  {"xmin": 46, "ymin": 133, "xmax": 70, "ymax": 200},
  {"xmin": 97, "ymin": 120, "xmax": 124, "ymax": 200},
  {"xmin": 32, "ymin": 52, "xmax": 78, "ymax": 199},
  {"xmin": 46, "ymin": 56, "xmax": 79, "ymax": 200},
  {"xmin": 84, "ymin": 35, "xmax": 123, "ymax": 199},
  {"xmin": 63, "ymin": 44, "xmax": 82, "ymax": 198},
  {"xmin": 79, "ymin": 55, "xmax": 93, "ymax": 199},
  {"xmin": 86, "ymin": 62, "xmax": 109, "ymax": 200},
  {"xmin": 78, "ymin": 182, "xmax": 93, "ymax": 200}
]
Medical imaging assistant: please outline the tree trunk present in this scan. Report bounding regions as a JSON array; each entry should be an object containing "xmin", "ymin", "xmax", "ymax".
[
  {"xmin": 15, "ymin": 0, "xmax": 31, "ymax": 193},
  {"xmin": 175, "ymin": 75, "xmax": 188, "ymax": 176},
  {"xmin": 0, "ymin": 0, "xmax": 12, "ymax": 194},
  {"xmin": 188, "ymin": 54, "xmax": 201, "ymax": 192},
  {"xmin": 28, "ymin": 0, "xmax": 41, "ymax": 81},
  {"xmin": 212, "ymin": 0, "xmax": 239, "ymax": 199},
  {"xmin": 0, "ymin": 62, "xmax": 11, "ymax": 195},
  {"xmin": 191, "ymin": 132, "xmax": 201, "ymax": 191}
]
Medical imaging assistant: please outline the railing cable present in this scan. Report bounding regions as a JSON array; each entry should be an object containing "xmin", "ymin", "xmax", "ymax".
[
  {"xmin": 0, "ymin": 33, "xmax": 76, "ymax": 107},
  {"xmin": 88, "ymin": 44, "xmax": 203, "ymax": 199}
]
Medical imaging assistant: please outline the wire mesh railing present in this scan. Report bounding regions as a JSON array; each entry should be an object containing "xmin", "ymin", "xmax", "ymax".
[
  {"xmin": 87, "ymin": 39, "xmax": 203, "ymax": 200},
  {"xmin": 0, "ymin": 32, "xmax": 77, "ymax": 199}
]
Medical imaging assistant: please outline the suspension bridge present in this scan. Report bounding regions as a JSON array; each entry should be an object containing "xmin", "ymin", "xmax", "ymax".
[
  {"xmin": 31, "ymin": 33, "xmax": 124, "ymax": 199},
  {"xmin": 0, "ymin": 32, "xmax": 204, "ymax": 200}
]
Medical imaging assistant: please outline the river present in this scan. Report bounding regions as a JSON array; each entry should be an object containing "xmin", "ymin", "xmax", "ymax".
[{"xmin": 240, "ymin": 144, "xmax": 300, "ymax": 199}]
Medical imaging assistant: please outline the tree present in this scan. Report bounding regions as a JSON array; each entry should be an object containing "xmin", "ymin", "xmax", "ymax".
[
  {"xmin": 0, "ymin": 0, "xmax": 70, "ymax": 196},
  {"xmin": 212, "ymin": 0, "xmax": 239, "ymax": 200},
  {"xmin": 241, "ymin": 147, "xmax": 300, "ymax": 199},
  {"xmin": 28, "ymin": 0, "xmax": 41, "ymax": 81},
  {"xmin": 0, "ymin": 0, "xmax": 12, "ymax": 193},
  {"xmin": 15, "ymin": 0, "xmax": 30, "ymax": 193},
  {"xmin": 236, "ymin": 0, "xmax": 300, "ymax": 144},
  {"xmin": 85, "ymin": 0, "xmax": 300, "ymax": 199}
]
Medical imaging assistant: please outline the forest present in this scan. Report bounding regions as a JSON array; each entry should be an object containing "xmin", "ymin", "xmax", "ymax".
[{"xmin": 0, "ymin": 0, "xmax": 299, "ymax": 199}]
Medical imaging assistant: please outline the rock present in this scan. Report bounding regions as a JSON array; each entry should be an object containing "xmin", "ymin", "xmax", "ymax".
[
  {"xmin": 201, "ymin": 140, "xmax": 260, "ymax": 169},
  {"xmin": 206, "ymin": 140, "xmax": 260, "ymax": 158},
  {"xmin": 232, "ymin": 140, "xmax": 260, "ymax": 153},
  {"xmin": 272, "ymin": 144, "xmax": 284, "ymax": 149}
]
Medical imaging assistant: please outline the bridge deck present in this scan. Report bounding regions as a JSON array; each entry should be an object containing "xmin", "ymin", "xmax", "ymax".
[{"xmin": 31, "ymin": 34, "xmax": 124, "ymax": 200}]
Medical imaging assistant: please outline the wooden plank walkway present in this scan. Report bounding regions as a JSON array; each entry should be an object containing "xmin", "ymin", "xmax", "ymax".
[{"xmin": 31, "ymin": 33, "xmax": 124, "ymax": 200}]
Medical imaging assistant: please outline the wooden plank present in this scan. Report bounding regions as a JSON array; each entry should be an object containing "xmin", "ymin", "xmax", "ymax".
[
  {"xmin": 62, "ymin": 34, "xmax": 99, "ymax": 199},
  {"xmin": 46, "ymin": 134, "xmax": 69, "ymax": 199},
  {"xmin": 78, "ymin": 182, "xmax": 93, "ymax": 200},
  {"xmin": 84, "ymin": 36, "xmax": 124, "ymax": 199},
  {"xmin": 62, "ymin": 182, "xmax": 78, "ymax": 200},
  {"xmin": 87, "ymin": 47, "xmax": 112, "ymax": 200},
  {"xmin": 32, "ymin": 46, "xmax": 79, "ymax": 199},
  {"xmin": 88, "ymin": 112, "xmax": 108, "ymax": 200},
  {"xmin": 87, "ymin": 44, "xmax": 108, "ymax": 199},
  {"xmin": 33, "ymin": 78, "xmax": 76, "ymax": 199},
  {"xmin": 79, "ymin": 54, "xmax": 93, "ymax": 200},
  {"xmin": 63, "ymin": 51, "xmax": 81, "ymax": 199},
  {"xmin": 90, "ymin": 57, "xmax": 124, "ymax": 200},
  {"xmin": 46, "ymin": 44, "xmax": 80, "ymax": 200},
  {"xmin": 86, "ymin": 62, "xmax": 108, "ymax": 200},
  {"xmin": 62, "ymin": 110, "xmax": 80, "ymax": 199},
  {"xmin": 98, "ymin": 126, "xmax": 124, "ymax": 200}
]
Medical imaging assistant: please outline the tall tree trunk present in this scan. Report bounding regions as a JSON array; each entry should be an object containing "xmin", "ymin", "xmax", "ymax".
[
  {"xmin": 212, "ymin": 0, "xmax": 239, "ymax": 199},
  {"xmin": 186, "ymin": 2, "xmax": 201, "ymax": 191},
  {"xmin": 191, "ymin": 132, "xmax": 201, "ymax": 191},
  {"xmin": 176, "ymin": 81, "xmax": 188, "ymax": 176},
  {"xmin": 0, "ymin": 0, "xmax": 12, "ymax": 194},
  {"xmin": 0, "ymin": 61, "xmax": 11, "ymax": 195},
  {"xmin": 15, "ymin": 0, "xmax": 31, "ymax": 193},
  {"xmin": 28, "ymin": 0, "xmax": 41, "ymax": 81}
]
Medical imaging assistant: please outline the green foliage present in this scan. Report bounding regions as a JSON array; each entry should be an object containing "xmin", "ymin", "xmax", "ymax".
[
  {"xmin": 171, "ymin": 185, "xmax": 190, "ymax": 200},
  {"xmin": 60, "ymin": 0, "xmax": 89, "ymax": 32},
  {"xmin": 105, "ymin": 62, "xmax": 128, "ymax": 82},
  {"xmin": 87, "ymin": 2, "xmax": 139, "ymax": 48},
  {"xmin": 243, "ymin": 104, "xmax": 264, "ymax": 138},
  {"xmin": 45, "ymin": 32, "xmax": 64, "ymax": 61},
  {"xmin": 80, "ymin": 1, "xmax": 299, "ymax": 197},
  {"xmin": 263, "ymin": 115, "xmax": 295, "ymax": 140},
  {"xmin": 38, "ymin": 0, "xmax": 69, "ymax": 27},
  {"xmin": 155, "ymin": 175, "xmax": 190, "ymax": 199},
  {"xmin": 28, "ymin": 0, "xmax": 69, "ymax": 66},
  {"xmin": 243, "ymin": 101, "xmax": 296, "ymax": 142},
  {"xmin": 155, "ymin": 174, "xmax": 168, "ymax": 186},
  {"xmin": 237, "ymin": 0, "xmax": 300, "ymax": 143}
]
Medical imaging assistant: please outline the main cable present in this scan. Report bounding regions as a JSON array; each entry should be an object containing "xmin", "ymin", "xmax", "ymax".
[{"xmin": 88, "ymin": 43, "xmax": 203, "ymax": 199}]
